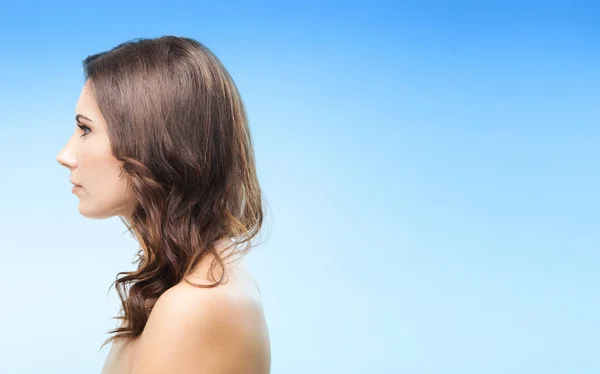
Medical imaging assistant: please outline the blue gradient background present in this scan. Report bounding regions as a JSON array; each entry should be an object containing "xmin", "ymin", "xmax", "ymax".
[{"xmin": 0, "ymin": 1, "xmax": 598, "ymax": 373}]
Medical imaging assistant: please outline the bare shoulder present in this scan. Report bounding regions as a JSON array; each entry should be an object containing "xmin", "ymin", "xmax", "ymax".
[
  {"xmin": 157, "ymin": 267, "xmax": 268, "ymax": 337},
  {"xmin": 129, "ymin": 262, "xmax": 270, "ymax": 374}
]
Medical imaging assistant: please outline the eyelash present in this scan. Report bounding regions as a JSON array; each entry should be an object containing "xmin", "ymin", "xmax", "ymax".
[{"xmin": 77, "ymin": 123, "xmax": 91, "ymax": 137}]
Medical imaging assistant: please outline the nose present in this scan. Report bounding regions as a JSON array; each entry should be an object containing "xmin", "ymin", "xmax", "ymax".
[{"xmin": 56, "ymin": 140, "xmax": 77, "ymax": 170}]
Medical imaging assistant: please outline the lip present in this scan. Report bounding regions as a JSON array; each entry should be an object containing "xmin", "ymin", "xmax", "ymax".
[{"xmin": 71, "ymin": 180, "xmax": 82, "ymax": 193}]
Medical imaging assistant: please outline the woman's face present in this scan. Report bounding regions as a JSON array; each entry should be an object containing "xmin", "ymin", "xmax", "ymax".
[{"xmin": 56, "ymin": 81, "xmax": 136, "ymax": 219}]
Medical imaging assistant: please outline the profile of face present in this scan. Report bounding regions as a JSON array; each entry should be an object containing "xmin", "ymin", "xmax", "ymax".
[{"xmin": 56, "ymin": 81, "xmax": 136, "ymax": 219}]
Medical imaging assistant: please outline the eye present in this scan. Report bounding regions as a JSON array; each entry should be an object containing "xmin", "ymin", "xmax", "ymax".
[{"xmin": 77, "ymin": 123, "xmax": 91, "ymax": 137}]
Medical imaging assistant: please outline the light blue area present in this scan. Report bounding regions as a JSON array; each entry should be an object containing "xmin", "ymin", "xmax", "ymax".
[{"xmin": 0, "ymin": 1, "xmax": 598, "ymax": 373}]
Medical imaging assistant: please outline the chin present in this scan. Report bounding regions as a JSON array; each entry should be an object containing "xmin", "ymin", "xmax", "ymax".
[
  {"xmin": 78, "ymin": 200, "xmax": 135, "ymax": 220},
  {"xmin": 78, "ymin": 203, "xmax": 115, "ymax": 220},
  {"xmin": 78, "ymin": 207, "xmax": 111, "ymax": 219}
]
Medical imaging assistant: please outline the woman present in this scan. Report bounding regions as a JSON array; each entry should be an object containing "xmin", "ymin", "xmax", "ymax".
[{"xmin": 56, "ymin": 36, "xmax": 271, "ymax": 374}]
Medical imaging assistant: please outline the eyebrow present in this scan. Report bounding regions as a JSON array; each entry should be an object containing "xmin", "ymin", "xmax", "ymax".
[{"xmin": 75, "ymin": 114, "xmax": 94, "ymax": 123}]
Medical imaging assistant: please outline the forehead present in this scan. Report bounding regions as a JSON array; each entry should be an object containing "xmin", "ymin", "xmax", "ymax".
[{"xmin": 75, "ymin": 81, "xmax": 101, "ymax": 117}]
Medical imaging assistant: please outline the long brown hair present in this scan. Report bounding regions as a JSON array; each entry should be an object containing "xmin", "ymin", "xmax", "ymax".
[{"xmin": 82, "ymin": 36, "xmax": 264, "ymax": 350}]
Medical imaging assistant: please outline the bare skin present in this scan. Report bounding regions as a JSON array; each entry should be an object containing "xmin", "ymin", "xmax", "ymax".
[
  {"xmin": 101, "ymin": 242, "xmax": 270, "ymax": 374},
  {"xmin": 56, "ymin": 82, "xmax": 271, "ymax": 374}
]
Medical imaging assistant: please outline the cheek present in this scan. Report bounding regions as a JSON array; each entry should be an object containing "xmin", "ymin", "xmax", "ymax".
[
  {"xmin": 80, "ymin": 148, "xmax": 131, "ymax": 200},
  {"xmin": 80, "ymin": 147, "xmax": 120, "ymax": 182}
]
